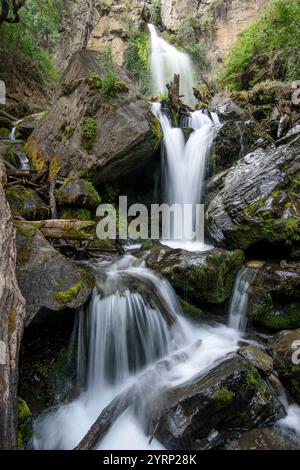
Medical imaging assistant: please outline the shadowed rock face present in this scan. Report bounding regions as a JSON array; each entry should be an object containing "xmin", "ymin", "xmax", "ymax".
[
  {"xmin": 147, "ymin": 244, "xmax": 244, "ymax": 307},
  {"xmin": 151, "ymin": 353, "xmax": 285, "ymax": 450},
  {"xmin": 27, "ymin": 50, "xmax": 160, "ymax": 183},
  {"xmin": 16, "ymin": 223, "xmax": 94, "ymax": 325},
  {"xmin": 206, "ymin": 135, "xmax": 300, "ymax": 251}
]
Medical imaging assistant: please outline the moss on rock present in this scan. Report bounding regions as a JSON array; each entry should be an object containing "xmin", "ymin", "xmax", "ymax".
[
  {"xmin": 17, "ymin": 397, "xmax": 32, "ymax": 450},
  {"xmin": 213, "ymin": 387, "xmax": 235, "ymax": 403}
]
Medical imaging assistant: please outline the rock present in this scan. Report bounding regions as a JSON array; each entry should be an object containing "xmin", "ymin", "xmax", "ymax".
[
  {"xmin": 55, "ymin": 177, "xmax": 101, "ymax": 208},
  {"xmin": 5, "ymin": 186, "xmax": 50, "ymax": 220},
  {"xmin": 209, "ymin": 94, "xmax": 248, "ymax": 121},
  {"xmin": 238, "ymin": 345, "xmax": 273, "ymax": 373},
  {"xmin": 147, "ymin": 244, "xmax": 244, "ymax": 307},
  {"xmin": 15, "ymin": 112, "xmax": 46, "ymax": 140},
  {"xmin": 16, "ymin": 222, "xmax": 94, "ymax": 325},
  {"xmin": 26, "ymin": 50, "xmax": 160, "ymax": 182},
  {"xmin": 152, "ymin": 353, "xmax": 285, "ymax": 450},
  {"xmin": 227, "ymin": 427, "xmax": 300, "ymax": 450},
  {"xmin": 210, "ymin": 119, "xmax": 256, "ymax": 173},
  {"xmin": 206, "ymin": 136, "xmax": 300, "ymax": 250},
  {"xmin": 17, "ymin": 397, "xmax": 33, "ymax": 450},
  {"xmin": 268, "ymin": 329, "xmax": 300, "ymax": 402},
  {"xmin": 0, "ymin": 162, "xmax": 26, "ymax": 450},
  {"xmin": 248, "ymin": 261, "xmax": 300, "ymax": 331}
]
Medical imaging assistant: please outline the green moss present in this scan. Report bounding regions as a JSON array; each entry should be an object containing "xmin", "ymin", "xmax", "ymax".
[
  {"xmin": 246, "ymin": 365, "xmax": 266, "ymax": 394},
  {"xmin": 0, "ymin": 127, "xmax": 10, "ymax": 138},
  {"xmin": 213, "ymin": 387, "xmax": 235, "ymax": 403},
  {"xmin": 124, "ymin": 31, "xmax": 150, "ymax": 92},
  {"xmin": 60, "ymin": 208, "xmax": 92, "ymax": 221},
  {"xmin": 24, "ymin": 141, "xmax": 47, "ymax": 171},
  {"xmin": 79, "ymin": 116, "xmax": 97, "ymax": 152},
  {"xmin": 5, "ymin": 146, "xmax": 19, "ymax": 167},
  {"xmin": 17, "ymin": 397, "xmax": 32, "ymax": 450},
  {"xmin": 283, "ymin": 365, "xmax": 300, "ymax": 398},
  {"xmin": 83, "ymin": 180, "xmax": 101, "ymax": 206},
  {"xmin": 7, "ymin": 307, "xmax": 16, "ymax": 335},
  {"xmin": 5, "ymin": 185, "xmax": 49, "ymax": 219},
  {"xmin": 55, "ymin": 281, "xmax": 84, "ymax": 304}
]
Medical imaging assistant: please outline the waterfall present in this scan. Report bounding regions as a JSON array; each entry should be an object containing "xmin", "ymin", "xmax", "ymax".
[
  {"xmin": 227, "ymin": 267, "xmax": 257, "ymax": 333},
  {"xmin": 148, "ymin": 24, "xmax": 196, "ymax": 107},
  {"xmin": 18, "ymin": 152, "xmax": 31, "ymax": 171},
  {"xmin": 9, "ymin": 127, "xmax": 16, "ymax": 140},
  {"xmin": 152, "ymin": 103, "xmax": 219, "ymax": 252}
]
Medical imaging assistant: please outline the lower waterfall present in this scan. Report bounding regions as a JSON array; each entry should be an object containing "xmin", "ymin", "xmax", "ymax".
[{"xmin": 33, "ymin": 256, "xmax": 242, "ymax": 450}]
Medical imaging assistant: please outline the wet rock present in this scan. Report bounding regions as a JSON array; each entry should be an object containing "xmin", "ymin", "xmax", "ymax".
[
  {"xmin": 227, "ymin": 427, "xmax": 300, "ymax": 450},
  {"xmin": 268, "ymin": 329, "xmax": 300, "ymax": 403},
  {"xmin": 209, "ymin": 94, "xmax": 248, "ymax": 121},
  {"xmin": 15, "ymin": 112, "xmax": 46, "ymax": 140},
  {"xmin": 211, "ymin": 120, "xmax": 256, "ymax": 173},
  {"xmin": 153, "ymin": 353, "xmax": 285, "ymax": 450},
  {"xmin": 206, "ymin": 136, "xmax": 300, "ymax": 250},
  {"xmin": 5, "ymin": 185, "xmax": 49, "ymax": 220},
  {"xmin": 26, "ymin": 50, "xmax": 160, "ymax": 182},
  {"xmin": 238, "ymin": 345, "xmax": 273, "ymax": 373},
  {"xmin": 248, "ymin": 261, "xmax": 300, "ymax": 331},
  {"xmin": 147, "ymin": 244, "xmax": 244, "ymax": 307},
  {"xmin": 16, "ymin": 222, "xmax": 94, "ymax": 325}
]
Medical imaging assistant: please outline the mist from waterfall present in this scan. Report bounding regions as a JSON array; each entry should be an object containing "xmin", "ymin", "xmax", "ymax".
[{"xmin": 148, "ymin": 24, "xmax": 196, "ymax": 107}]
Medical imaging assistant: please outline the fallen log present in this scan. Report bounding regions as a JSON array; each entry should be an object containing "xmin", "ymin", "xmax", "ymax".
[{"xmin": 15, "ymin": 219, "xmax": 96, "ymax": 241}]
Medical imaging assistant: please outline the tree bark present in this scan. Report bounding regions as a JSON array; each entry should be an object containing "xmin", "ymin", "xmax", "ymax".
[
  {"xmin": 0, "ymin": 162, "xmax": 26, "ymax": 450},
  {"xmin": 15, "ymin": 219, "xmax": 96, "ymax": 241}
]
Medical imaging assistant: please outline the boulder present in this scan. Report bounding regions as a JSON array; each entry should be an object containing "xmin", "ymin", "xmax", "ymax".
[
  {"xmin": 15, "ymin": 112, "xmax": 46, "ymax": 140},
  {"xmin": 227, "ymin": 427, "xmax": 300, "ymax": 450},
  {"xmin": 147, "ymin": 244, "xmax": 244, "ymax": 307},
  {"xmin": 268, "ymin": 329, "xmax": 300, "ymax": 403},
  {"xmin": 152, "ymin": 353, "xmax": 285, "ymax": 450},
  {"xmin": 209, "ymin": 93, "xmax": 248, "ymax": 121},
  {"xmin": 26, "ymin": 50, "xmax": 160, "ymax": 183},
  {"xmin": 16, "ymin": 223, "xmax": 94, "ymax": 325},
  {"xmin": 248, "ymin": 261, "xmax": 300, "ymax": 331},
  {"xmin": 206, "ymin": 135, "xmax": 300, "ymax": 250},
  {"xmin": 5, "ymin": 186, "xmax": 49, "ymax": 220}
]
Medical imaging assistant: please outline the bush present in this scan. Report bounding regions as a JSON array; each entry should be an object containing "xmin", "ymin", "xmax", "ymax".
[
  {"xmin": 79, "ymin": 117, "xmax": 97, "ymax": 152},
  {"xmin": 219, "ymin": 0, "xmax": 300, "ymax": 91},
  {"xmin": 124, "ymin": 32, "xmax": 150, "ymax": 92}
]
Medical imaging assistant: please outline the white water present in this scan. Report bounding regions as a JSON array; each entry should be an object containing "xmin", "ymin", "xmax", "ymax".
[
  {"xmin": 18, "ymin": 152, "xmax": 30, "ymax": 171},
  {"xmin": 152, "ymin": 103, "xmax": 218, "ymax": 252},
  {"xmin": 33, "ymin": 255, "xmax": 241, "ymax": 450},
  {"xmin": 9, "ymin": 127, "xmax": 16, "ymax": 140},
  {"xmin": 227, "ymin": 267, "xmax": 258, "ymax": 333},
  {"xmin": 148, "ymin": 24, "xmax": 196, "ymax": 107}
]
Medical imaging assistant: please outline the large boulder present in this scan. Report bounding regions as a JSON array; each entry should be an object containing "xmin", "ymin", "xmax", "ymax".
[
  {"xmin": 248, "ymin": 261, "xmax": 300, "ymax": 331},
  {"xmin": 151, "ymin": 353, "xmax": 285, "ymax": 450},
  {"xmin": 16, "ymin": 222, "xmax": 94, "ymax": 325},
  {"xmin": 26, "ymin": 50, "xmax": 160, "ymax": 183},
  {"xmin": 147, "ymin": 244, "xmax": 244, "ymax": 307},
  {"xmin": 268, "ymin": 329, "xmax": 300, "ymax": 403},
  {"xmin": 206, "ymin": 135, "xmax": 300, "ymax": 250},
  {"xmin": 5, "ymin": 186, "xmax": 50, "ymax": 220}
]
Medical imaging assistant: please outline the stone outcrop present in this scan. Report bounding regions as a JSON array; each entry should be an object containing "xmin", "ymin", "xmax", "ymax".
[
  {"xmin": 26, "ymin": 50, "xmax": 160, "ymax": 182},
  {"xmin": 206, "ymin": 135, "xmax": 300, "ymax": 250},
  {"xmin": 0, "ymin": 162, "xmax": 26, "ymax": 449}
]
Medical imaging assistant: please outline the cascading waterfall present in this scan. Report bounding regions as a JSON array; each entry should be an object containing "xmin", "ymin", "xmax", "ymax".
[
  {"xmin": 148, "ymin": 24, "xmax": 196, "ymax": 107},
  {"xmin": 9, "ymin": 126, "xmax": 16, "ymax": 141},
  {"xmin": 227, "ymin": 266, "xmax": 258, "ymax": 333}
]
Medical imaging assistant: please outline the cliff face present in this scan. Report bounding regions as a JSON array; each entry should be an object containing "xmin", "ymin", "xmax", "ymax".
[{"xmin": 160, "ymin": 0, "xmax": 270, "ymax": 62}]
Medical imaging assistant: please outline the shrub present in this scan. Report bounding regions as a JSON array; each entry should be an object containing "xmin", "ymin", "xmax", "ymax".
[
  {"xmin": 219, "ymin": 0, "xmax": 300, "ymax": 91},
  {"xmin": 124, "ymin": 31, "xmax": 150, "ymax": 92},
  {"xmin": 79, "ymin": 117, "xmax": 97, "ymax": 152}
]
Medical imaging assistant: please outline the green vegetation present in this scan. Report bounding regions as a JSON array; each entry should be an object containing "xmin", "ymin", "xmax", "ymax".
[
  {"xmin": 83, "ymin": 180, "xmax": 102, "ymax": 206},
  {"xmin": 152, "ymin": 0, "xmax": 162, "ymax": 27},
  {"xmin": 124, "ymin": 31, "xmax": 150, "ymax": 92},
  {"xmin": 79, "ymin": 117, "xmax": 97, "ymax": 152},
  {"xmin": 55, "ymin": 281, "xmax": 84, "ymax": 304},
  {"xmin": 17, "ymin": 397, "xmax": 32, "ymax": 450},
  {"xmin": 0, "ymin": 0, "xmax": 73, "ymax": 83},
  {"xmin": 213, "ymin": 387, "xmax": 235, "ymax": 403},
  {"xmin": 246, "ymin": 365, "xmax": 266, "ymax": 394},
  {"xmin": 220, "ymin": 0, "xmax": 300, "ymax": 90},
  {"xmin": 60, "ymin": 208, "xmax": 92, "ymax": 221}
]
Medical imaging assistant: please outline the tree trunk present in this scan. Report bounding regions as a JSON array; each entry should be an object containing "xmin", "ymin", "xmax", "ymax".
[
  {"xmin": 0, "ymin": 162, "xmax": 26, "ymax": 449},
  {"xmin": 15, "ymin": 219, "xmax": 96, "ymax": 241}
]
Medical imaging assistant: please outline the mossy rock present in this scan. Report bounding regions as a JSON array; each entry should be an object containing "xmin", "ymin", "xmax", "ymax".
[
  {"xmin": 5, "ymin": 185, "xmax": 50, "ymax": 220},
  {"xmin": 55, "ymin": 177, "xmax": 101, "ymax": 208},
  {"xmin": 180, "ymin": 298, "xmax": 204, "ymax": 319},
  {"xmin": 17, "ymin": 397, "xmax": 33, "ymax": 450},
  {"xmin": 59, "ymin": 207, "xmax": 92, "ymax": 221},
  {"xmin": 0, "ymin": 127, "xmax": 10, "ymax": 139}
]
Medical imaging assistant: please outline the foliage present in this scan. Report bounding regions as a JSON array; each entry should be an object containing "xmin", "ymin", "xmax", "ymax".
[
  {"xmin": 79, "ymin": 117, "xmax": 97, "ymax": 152},
  {"xmin": 0, "ymin": 0, "xmax": 73, "ymax": 83},
  {"xmin": 124, "ymin": 31, "xmax": 150, "ymax": 92},
  {"xmin": 219, "ymin": 0, "xmax": 300, "ymax": 90},
  {"xmin": 213, "ymin": 387, "xmax": 235, "ymax": 403},
  {"xmin": 152, "ymin": 0, "xmax": 162, "ymax": 27},
  {"xmin": 83, "ymin": 180, "xmax": 101, "ymax": 206},
  {"xmin": 55, "ymin": 281, "xmax": 84, "ymax": 304}
]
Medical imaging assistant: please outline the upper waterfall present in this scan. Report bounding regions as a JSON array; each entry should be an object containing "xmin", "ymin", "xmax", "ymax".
[{"xmin": 148, "ymin": 24, "xmax": 196, "ymax": 107}]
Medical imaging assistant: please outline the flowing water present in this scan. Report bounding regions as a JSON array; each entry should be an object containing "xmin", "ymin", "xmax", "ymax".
[
  {"xmin": 148, "ymin": 24, "xmax": 196, "ymax": 107},
  {"xmin": 227, "ymin": 267, "xmax": 258, "ymax": 333},
  {"xmin": 152, "ymin": 103, "xmax": 218, "ymax": 252},
  {"xmin": 9, "ymin": 126, "xmax": 16, "ymax": 141}
]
